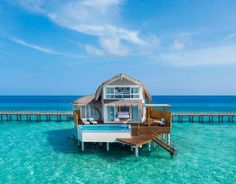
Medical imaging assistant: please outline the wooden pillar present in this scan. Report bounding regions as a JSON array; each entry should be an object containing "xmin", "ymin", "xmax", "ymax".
[
  {"xmin": 153, "ymin": 142, "xmax": 157, "ymax": 148},
  {"xmin": 148, "ymin": 142, "xmax": 151, "ymax": 151},
  {"xmin": 81, "ymin": 142, "xmax": 84, "ymax": 151},
  {"xmin": 147, "ymin": 107, "xmax": 151, "ymax": 127},
  {"xmin": 131, "ymin": 146, "xmax": 133, "ymax": 151},
  {"xmin": 167, "ymin": 134, "xmax": 171, "ymax": 145},
  {"xmin": 135, "ymin": 147, "xmax": 139, "ymax": 157},
  {"xmin": 106, "ymin": 142, "xmax": 110, "ymax": 151}
]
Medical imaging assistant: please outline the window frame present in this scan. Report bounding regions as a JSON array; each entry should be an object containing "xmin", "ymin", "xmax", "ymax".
[{"xmin": 104, "ymin": 85, "xmax": 141, "ymax": 100}]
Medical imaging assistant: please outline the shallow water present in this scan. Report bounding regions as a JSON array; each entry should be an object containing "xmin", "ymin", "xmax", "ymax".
[{"xmin": 0, "ymin": 121, "xmax": 235, "ymax": 184}]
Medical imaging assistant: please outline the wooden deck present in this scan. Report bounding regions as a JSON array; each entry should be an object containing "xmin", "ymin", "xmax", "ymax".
[
  {"xmin": 117, "ymin": 133, "xmax": 176, "ymax": 156},
  {"xmin": 117, "ymin": 134, "xmax": 154, "ymax": 147}
]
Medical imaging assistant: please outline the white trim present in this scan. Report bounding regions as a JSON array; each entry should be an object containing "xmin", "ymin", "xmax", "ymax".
[{"xmin": 145, "ymin": 104, "xmax": 171, "ymax": 107}]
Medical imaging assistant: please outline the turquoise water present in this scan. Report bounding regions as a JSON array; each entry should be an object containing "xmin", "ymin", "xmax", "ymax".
[
  {"xmin": 0, "ymin": 96, "xmax": 236, "ymax": 183},
  {"xmin": 0, "ymin": 121, "xmax": 236, "ymax": 184}
]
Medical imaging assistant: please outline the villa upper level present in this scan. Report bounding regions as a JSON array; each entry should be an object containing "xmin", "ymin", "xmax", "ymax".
[{"xmin": 94, "ymin": 73, "xmax": 152, "ymax": 103}]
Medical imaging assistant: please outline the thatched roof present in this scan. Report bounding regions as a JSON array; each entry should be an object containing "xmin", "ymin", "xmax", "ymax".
[
  {"xmin": 103, "ymin": 99, "xmax": 143, "ymax": 106},
  {"xmin": 94, "ymin": 73, "xmax": 152, "ymax": 103},
  {"xmin": 73, "ymin": 95, "xmax": 143, "ymax": 106},
  {"xmin": 72, "ymin": 95, "xmax": 98, "ymax": 105}
]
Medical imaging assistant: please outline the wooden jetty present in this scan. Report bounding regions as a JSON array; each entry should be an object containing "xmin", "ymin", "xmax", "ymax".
[
  {"xmin": 1, "ymin": 111, "xmax": 236, "ymax": 123},
  {"xmin": 0, "ymin": 111, "xmax": 73, "ymax": 122},
  {"xmin": 172, "ymin": 112, "xmax": 236, "ymax": 123}
]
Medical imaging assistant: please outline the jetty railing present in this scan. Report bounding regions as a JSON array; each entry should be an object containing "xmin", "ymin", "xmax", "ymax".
[
  {"xmin": 0, "ymin": 111, "xmax": 73, "ymax": 122},
  {"xmin": 172, "ymin": 112, "xmax": 236, "ymax": 123}
]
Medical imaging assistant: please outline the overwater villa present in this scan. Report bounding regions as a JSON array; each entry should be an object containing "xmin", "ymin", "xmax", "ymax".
[{"xmin": 73, "ymin": 73, "xmax": 175, "ymax": 157}]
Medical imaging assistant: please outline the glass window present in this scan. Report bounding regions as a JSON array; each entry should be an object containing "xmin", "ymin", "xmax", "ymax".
[
  {"xmin": 106, "ymin": 87, "xmax": 114, "ymax": 94},
  {"xmin": 120, "ymin": 106, "xmax": 129, "ymax": 112},
  {"xmin": 105, "ymin": 86, "xmax": 140, "ymax": 99},
  {"xmin": 131, "ymin": 87, "xmax": 139, "ymax": 94}
]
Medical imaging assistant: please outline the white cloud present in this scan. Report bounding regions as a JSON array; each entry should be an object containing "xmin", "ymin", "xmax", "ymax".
[
  {"xmin": 226, "ymin": 32, "xmax": 236, "ymax": 39},
  {"xmin": 11, "ymin": 38, "xmax": 86, "ymax": 59},
  {"xmin": 15, "ymin": 0, "xmax": 43, "ymax": 12},
  {"xmin": 161, "ymin": 44, "xmax": 236, "ymax": 66},
  {"xmin": 16, "ymin": 0, "xmax": 145, "ymax": 56},
  {"xmin": 171, "ymin": 39, "xmax": 186, "ymax": 50},
  {"xmin": 12, "ymin": 38, "xmax": 59, "ymax": 55},
  {"xmin": 171, "ymin": 32, "xmax": 199, "ymax": 51},
  {"xmin": 136, "ymin": 34, "xmax": 160, "ymax": 55},
  {"xmin": 84, "ymin": 44, "xmax": 104, "ymax": 56},
  {"xmin": 100, "ymin": 37, "xmax": 129, "ymax": 56}
]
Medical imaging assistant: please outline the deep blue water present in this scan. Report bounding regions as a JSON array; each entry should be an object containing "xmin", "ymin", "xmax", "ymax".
[{"xmin": 0, "ymin": 95, "xmax": 236, "ymax": 112}]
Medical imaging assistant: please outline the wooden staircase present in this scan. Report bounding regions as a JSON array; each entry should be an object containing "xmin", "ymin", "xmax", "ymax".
[{"xmin": 152, "ymin": 137, "xmax": 176, "ymax": 156}]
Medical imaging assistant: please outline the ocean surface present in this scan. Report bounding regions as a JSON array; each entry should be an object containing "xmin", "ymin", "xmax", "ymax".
[
  {"xmin": 0, "ymin": 95, "xmax": 236, "ymax": 112},
  {"xmin": 0, "ymin": 96, "xmax": 236, "ymax": 184}
]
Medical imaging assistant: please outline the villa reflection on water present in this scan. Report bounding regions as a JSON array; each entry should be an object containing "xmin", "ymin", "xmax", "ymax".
[{"xmin": 72, "ymin": 73, "xmax": 175, "ymax": 157}]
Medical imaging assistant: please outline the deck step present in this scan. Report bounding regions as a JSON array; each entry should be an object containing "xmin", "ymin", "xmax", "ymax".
[{"xmin": 152, "ymin": 137, "xmax": 176, "ymax": 155}]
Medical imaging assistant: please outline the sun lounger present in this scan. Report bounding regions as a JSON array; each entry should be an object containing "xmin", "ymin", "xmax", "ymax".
[
  {"xmin": 89, "ymin": 118, "xmax": 98, "ymax": 124},
  {"xmin": 154, "ymin": 118, "xmax": 165, "ymax": 126},
  {"xmin": 81, "ymin": 118, "xmax": 90, "ymax": 124}
]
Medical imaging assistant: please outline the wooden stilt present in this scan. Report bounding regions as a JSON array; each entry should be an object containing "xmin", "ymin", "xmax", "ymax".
[
  {"xmin": 148, "ymin": 142, "xmax": 151, "ymax": 151},
  {"xmin": 81, "ymin": 142, "xmax": 84, "ymax": 151},
  {"xmin": 106, "ymin": 142, "xmax": 110, "ymax": 151},
  {"xmin": 135, "ymin": 147, "xmax": 139, "ymax": 157}
]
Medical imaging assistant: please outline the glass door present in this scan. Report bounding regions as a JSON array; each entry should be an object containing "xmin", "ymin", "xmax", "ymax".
[{"xmin": 107, "ymin": 106, "xmax": 115, "ymax": 121}]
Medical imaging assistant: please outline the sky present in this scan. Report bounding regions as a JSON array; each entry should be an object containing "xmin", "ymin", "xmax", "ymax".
[{"xmin": 0, "ymin": 0, "xmax": 236, "ymax": 95}]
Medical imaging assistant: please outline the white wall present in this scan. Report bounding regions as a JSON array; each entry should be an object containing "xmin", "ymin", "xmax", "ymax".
[{"xmin": 77, "ymin": 126, "xmax": 131, "ymax": 142}]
